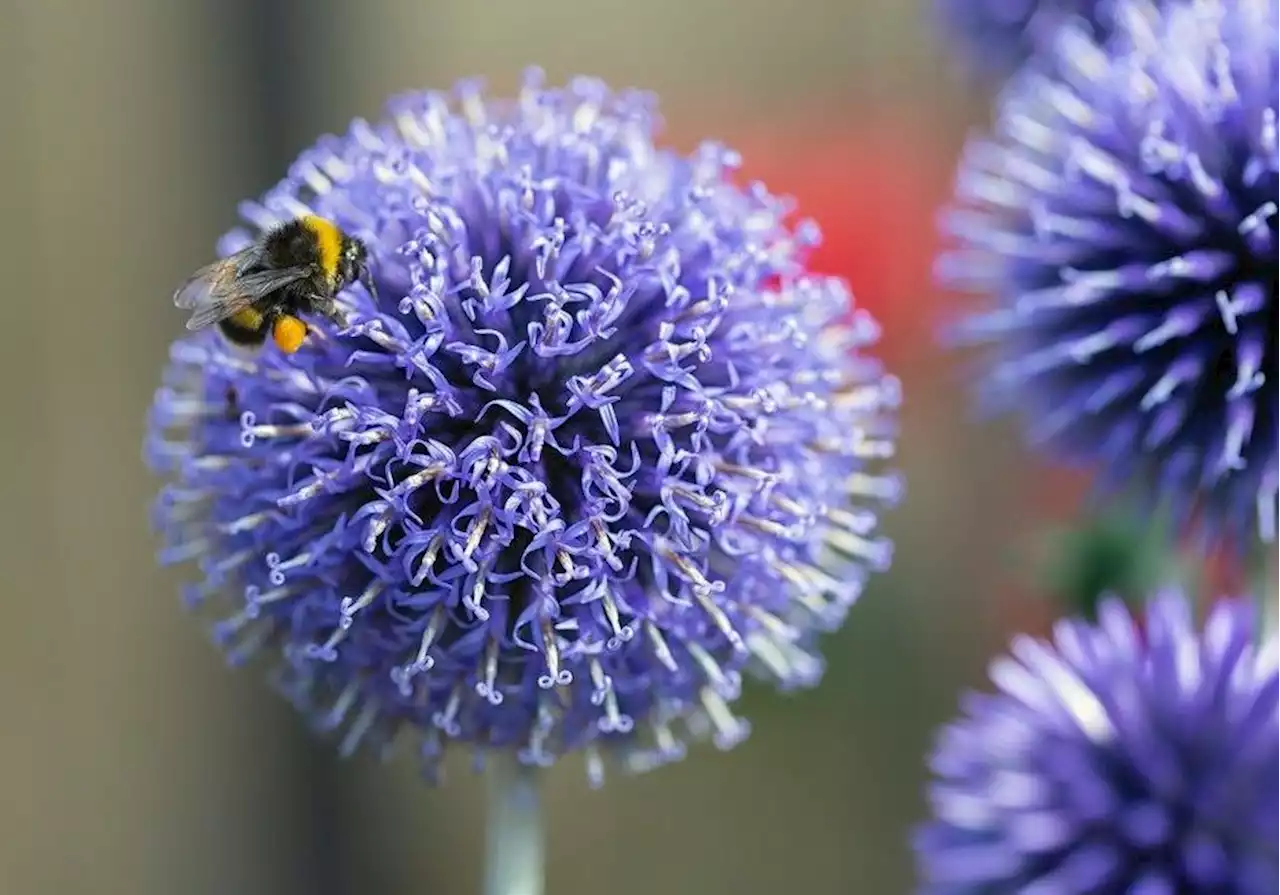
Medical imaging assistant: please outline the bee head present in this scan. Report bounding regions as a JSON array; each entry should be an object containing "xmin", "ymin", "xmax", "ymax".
[{"xmin": 340, "ymin": 237, "xmax": 376, "ymax": 299}]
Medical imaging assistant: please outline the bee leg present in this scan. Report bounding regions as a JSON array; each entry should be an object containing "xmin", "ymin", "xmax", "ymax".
[
  {"xmin": 308, "ymin": 296, "xmax": 350, "ymax": 329},
  {"xmin": 323, "ymin": 304, "xmax": 350, "ymax": 329},
  {"xmin": 358, "ymin": 266, "xmax": 378, "ymax": 300}
]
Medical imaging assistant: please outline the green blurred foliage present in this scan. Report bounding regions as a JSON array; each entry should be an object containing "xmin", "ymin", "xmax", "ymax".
[{"xmin": 1036, "ymin": 503, "xmax": 1195, "ymax": 620}]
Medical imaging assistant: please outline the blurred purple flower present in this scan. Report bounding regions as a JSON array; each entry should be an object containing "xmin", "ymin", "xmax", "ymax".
[
  {"xmin": 915, "ymin": 591, "xmax": 1279, "ymax": 893},
  {"xmin": 932, "ymin": 0, "xmax": 1122, "ymax": 81},
  {"xmin": 940, "ymin": 0, "xmax": 1279, "ymax": 547},
  {"xmin": 145, "ymin": 71, "xmax": 901, "ymax": 781}
]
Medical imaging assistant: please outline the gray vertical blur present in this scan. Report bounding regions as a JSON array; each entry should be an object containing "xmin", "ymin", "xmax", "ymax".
[
  {"xmin": 0, "ymin": 1, "xmax": 1025, "ymax": 893},
  {"xmin": 0, "ymin": 1, "xmax": 358, "ymax": 893}
]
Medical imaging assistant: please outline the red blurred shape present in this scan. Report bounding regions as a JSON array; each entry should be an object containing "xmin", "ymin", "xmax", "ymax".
[{"xmin": 732, "ymin": 112, "xmax": 961, "ymax": 366}]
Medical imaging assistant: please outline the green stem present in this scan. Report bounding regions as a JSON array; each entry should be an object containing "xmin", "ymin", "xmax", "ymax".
[{"xmin": 483, "ymin": 754, "xmax": 544, "ymax": 895}]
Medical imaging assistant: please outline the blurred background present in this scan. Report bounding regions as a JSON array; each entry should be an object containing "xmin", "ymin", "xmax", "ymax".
[{"xmin": 0, "ymin": 1, "xmax": 1244, "ymax": 893}]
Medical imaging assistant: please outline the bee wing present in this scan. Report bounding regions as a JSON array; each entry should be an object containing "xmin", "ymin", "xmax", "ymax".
[
  {"xmin": 173, "ymin": 246, "xmax": 262, "ymax": 310},
  {"xmin": 183, "ymin": 291, "xmax": 259, "ymax": 331},
  {"xmin": 175, "ymin": 258, "xmax": 311, "ymax": 331}
]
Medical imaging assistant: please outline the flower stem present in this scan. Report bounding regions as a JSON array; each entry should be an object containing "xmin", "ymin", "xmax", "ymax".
[{"xmin": 483, "ymin": 753, "xmax": 544, "ymax": 895}]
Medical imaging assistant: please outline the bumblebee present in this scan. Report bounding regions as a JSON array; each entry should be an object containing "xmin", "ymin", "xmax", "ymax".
[{"xmin": 174, "ymin": 215, "xmax": 374, "ymax": 354}]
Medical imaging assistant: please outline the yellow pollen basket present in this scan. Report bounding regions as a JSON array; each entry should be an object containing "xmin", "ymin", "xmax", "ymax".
[{"xmin": 272, "ymin": 316, "xmax": 308, "ymax": 354}]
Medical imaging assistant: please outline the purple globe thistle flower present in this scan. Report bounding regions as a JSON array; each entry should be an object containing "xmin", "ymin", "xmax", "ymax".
[
  {"xmin": 915, "ymin": 591, "xmax": 1279, "ymax": 893},
  {"xmin": 941, "ymin": 0, "xmax": 1279, "ymax": 547},
  {"xmin": 932, "ymin": 0, "xmax": 1123, "ymax": 82},
  {"xmin": 145, "ymin": 71, "xmax": 901, "ymax": 781}
]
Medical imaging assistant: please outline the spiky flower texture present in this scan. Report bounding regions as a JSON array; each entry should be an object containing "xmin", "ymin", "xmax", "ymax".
[
  {"xmin": 942, "ymin": 0, "xmax": 1278, "ymax": 546},
  {"xmin": 916, "ymin": 592, "xmax": 1279, "ymax": 893},
  {"xmin": 933, "ymin": 0, "xmax": 1122, "ymax": 81},
  {"xmin": 146, "ymin": 72, "xmax": 900, "ymax": 780}
]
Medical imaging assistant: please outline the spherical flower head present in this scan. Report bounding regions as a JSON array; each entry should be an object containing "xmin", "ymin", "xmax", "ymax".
[
  {"xmin": 145, "ymin": 71, "xmax": 901, "ymax": 781},
  {"xmin": 915, "ymin": 591, "xmax": 1279, "ymax": 893},
  {"xmin": 940, "ymin": 0, "xmax": 1279, "ymax": 548},
  {"xmin": 932, "ymin": 0, "xmax": 1123, "ymax": 82}
]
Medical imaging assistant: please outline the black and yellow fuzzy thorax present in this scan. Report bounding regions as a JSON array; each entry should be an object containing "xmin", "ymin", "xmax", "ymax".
[
  {"xmin": 216, "ymin": 215, "xmax": 347, "ymax": 352},
  {"xmin": 265, "ymin": 214, "xmax": 345, "ymax": 289}
]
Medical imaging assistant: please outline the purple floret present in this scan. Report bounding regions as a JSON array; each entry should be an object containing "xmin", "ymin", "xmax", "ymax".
[
  {"xmin": 932, "ymin": 0, "xmax": 1124, "ymax": 81},
  {"xmin": 145, "ymin": 70, "xmax": 901, "ymax": 781},
  {"xmin": 941, "ymin": 0, "xmax": 1279, "ymax": 547},
  {"xmin": 915, "ymin": 591, "xmax": 1279, "ymax": 893}
]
